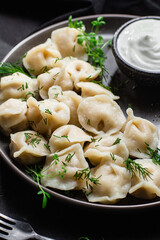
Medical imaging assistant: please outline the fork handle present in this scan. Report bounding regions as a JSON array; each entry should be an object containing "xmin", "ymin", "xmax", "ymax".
[{"xmin": 29, "ymin": 233, "xmax": 55, "ymax": 240}]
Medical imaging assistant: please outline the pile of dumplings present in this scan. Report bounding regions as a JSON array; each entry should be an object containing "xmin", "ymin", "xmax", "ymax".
[{"xmin": 0, "ymin": 26, "xmax": 160, "ymax": 205}]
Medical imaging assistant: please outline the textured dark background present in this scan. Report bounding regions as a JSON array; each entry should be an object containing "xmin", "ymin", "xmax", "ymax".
[{"xmin": 0, "ymin": 1, "xmax": 160, "ymax": 239}]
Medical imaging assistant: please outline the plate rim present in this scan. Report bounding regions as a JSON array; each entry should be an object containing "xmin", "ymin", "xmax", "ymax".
[{"xmin": 1, "ymin": 13, "xmax": 160, "ymax": 211}]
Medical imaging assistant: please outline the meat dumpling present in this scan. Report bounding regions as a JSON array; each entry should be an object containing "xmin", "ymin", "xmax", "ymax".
[
  {"xmin": 0, "ymin": 99, "xmax": 28, "ymax": 134},
  {"xmin": 85, "ymin": 161, "xmax": 131, "ymax": 204},
  {"xmin": 51, "ymin": 27, "xmax": 87, "ymax": 61},
  {"xmin": 10, "ymin": 130, "xmax": 50, "ymax": 165},
  {"xmin": 49, "ymin": 124, "xmax": 91, "ymax": 152},
  {"xmin": 41, "ymin": 143, "xmax": 89, "ymax": 191},
  {"xmin": 77, "ymin": 95, "xmax": 126, "ymax": 135},
  {"xmin": 23, "ymin": 39, "xmax": 61, "ymax": 76},
  {"xmin": 123, "ymin": 108, "xmax": 159, "ymax": 159},
  {"xmin": 129, "ymin": 159, "xmax": 160, "ymax": 199},
  {"xmin": 84, "ymin": 132, "xmax": 129, "ymax": 166},
  {"xmin": 0, "ymin": 72, "xmax": 38, "ymax": 103},
  {"xmin": 27, "ymin": 97, "xmax": 70, "ymax": 135},
  {"xmin": 48, "ymin": 86, "xmax": 82, "ymax": 126}
]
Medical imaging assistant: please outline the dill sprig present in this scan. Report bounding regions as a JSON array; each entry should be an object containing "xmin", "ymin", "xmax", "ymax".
[
  {"xmin": 68, "ymin": 16, "xmax": 110, "ymax": 78},
  {"xmin": 145, "ymin": 143, "xmax": 160, "ymax": 165},
  {"xmin": 123, "ymin": 158, "xmax": 152, "ymax": 180},
  {"xmin": 0, "ymin": 62, "xmax": 30, "ymax": 77}
]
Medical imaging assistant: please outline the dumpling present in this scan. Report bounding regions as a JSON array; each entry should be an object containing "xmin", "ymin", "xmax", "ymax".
[
  {"xmin": 23, "ymin": 38, "xmax": 61, "ymax": 76},
  {"xmin": 37, "ymin": 67, "xmax": 62, "ymax": 99},
  {"xmin": 84, "ymin": 132, "xmax": 129, "ymax": 166},
  {"xmin": 64, "ymin": 59, "xmax": 101, "ymax": 88},
  {"xmin": 41, "ymin": 143, "xmax": 89, "ymax": 191},
  {"xmin": 27, "ymin": 97, "xmax": 70, "ymax": 135},
  {"xmin": 0, "ymin": 99, "xmax": 28, "ymax": 134},
  {"xmin": 10, "ymin": 130, "xmax": 50, "ymax": 165},
  {"xmin": 51, "ymin": 27, "xmax": 87, "ymax": 61},
  {"xmin": 0, "ymin": 72, "xmax": 38, "ymax": 103},
  {"xmin": 49, "ymin": 124, "xmax": 91, "ymax": 152},
  {"xmin": 85, "ymin": 161, "xmax": 131, "ymax": 204},
  {"xmin": 37, "ymin": 57, "xmax": 101, "ymax": 94},
  {"xmin": 48, "ymin": 86, "xmax": 82, "ymax": 126},
  {"xmin": 37, "ymin": 57, "xmax": 77, "ymax": 95},
  {"xmin": 129, "ymin": 159, "xmax": 160, "ymax": 199},
  {"xmin": 77, "ymin": 95, "xmax": 126, "ymax": 135},
  {"xmin": 123, "ymin": 108, "xmax": 159, "ymax": 158},
  {"xmin": 76, "ymin": 81, "xmax": 119, "ymax": 100}
]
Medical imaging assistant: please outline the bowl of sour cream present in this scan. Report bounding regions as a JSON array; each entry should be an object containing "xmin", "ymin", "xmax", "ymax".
[{"xmin": 112, "ymin": 16, "xmax": 160, "ymax": 85}]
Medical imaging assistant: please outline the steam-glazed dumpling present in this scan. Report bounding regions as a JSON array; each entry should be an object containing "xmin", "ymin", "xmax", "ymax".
[
  {"xmin": 77, "ymin": 81, "xmax": 119, "ymax": 100},
  {"xmin": 0, "ymin": 72, "xmax": 38, "ymax": 103},
  {"xmin": 84, "ymin": 132, "xmax": 129, "ymax": 166},
  {"xmin": 129, "ymin": 159, "xmax": 160, "ymax": 199},
  {"xmin": 49, "ymin": 125, "xmax": 91, "ymax": 152},
  {"xmin": 10, "ymin": 130, "xmax": 50, "ymax": 165},
  {"xmin": 48, "ymin": 86, "xmax": 82, "ymax": 126},
  {"xmin": 27, "ymin": 97, "xmax": 70, "ymax": 135},
  {"xmin": 51, "ymin": 27, "xmax": 87, "ymax": 61},
  {"xmin": 77, "ymin": 95, "xmax": 126, "ymax": 135},
  {"xmin": 123, "ymin": 108, "xmax": 159, "ymax": 158},
  {"xmin": 0, "ymin": 99, "xmax": 28, "ymax": 134},
  {"xmin": 23, "ymin": 39, "xmax": 61, "ymax": 76},
  {"xmin": 41, "ymin": 143, "xmax": 89, "ymax": 191},
  {"xmin": 85, "ymin": 161, "xmax": 131, "ymax": 204}
]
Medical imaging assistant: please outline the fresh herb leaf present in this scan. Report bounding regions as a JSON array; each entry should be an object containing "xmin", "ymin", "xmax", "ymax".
[
  {"xmin": 74, "ymin": 167, "xmax": 101, "ymax": 193},
  {"xmin": 25, "ymin": 164, "xmax": 51, "ymax": 208},
  {"xmin": 145, "ymin": 143, "xmax": 160, "ymax": 165},
  {"xmin": 123, "ymin": 158, "xmax": 151, "ymax": 180},
  {"xmin": 68, "ymin": 16, "xmax": 110, "ymax": 78},
  {"xmin": 0, "ymin": 62, "xmax": 30, "ymax": 77},
  {"xmin": 112, "ymin": 138, "xmax": 121, "ymax": 145}
]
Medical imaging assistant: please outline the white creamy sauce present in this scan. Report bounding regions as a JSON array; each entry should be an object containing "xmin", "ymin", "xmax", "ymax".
[{"xmin": 117, "ymin": 19, "xmax": 160, "ymax": 72}]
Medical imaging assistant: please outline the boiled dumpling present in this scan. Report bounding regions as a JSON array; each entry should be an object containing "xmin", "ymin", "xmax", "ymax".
[
  {"xmin": 129, "ymin": 159, "xmax": 160, "ymax": 199},
  {"xmin": 49, "ymin": 124, "xmax": 91, "ymax": 152},
  {"xmin": 37, "ymin": 57, "xmax": 101, "ymax": 94},
  {"xmin": 85, "ymin": 161, "xmax": 131, "ymax": 204},
  {"xmin": 123, "ymin": 108, "xmax": 159, "ymax": 159},
  {"xmin": 10, "ymin": 130, "xmax": 50, "ymax": 165},
  {"xmin": 41, "ymin": 143, "xmax": 89, "ymax": 191},
  {"xmin": 84, "ymin": 132, "xmax": 129, "ymax": 166},
  {"xmin": 65, "ymin": 59, "xmax": 101, "ymax": 88},
  {"xmin": 0, "ymin": 72, "xmax": 38, "ymax": 103},
  {"xmin": 0, "ymin": 99, "xmax": 28, "ymax": 134},
  {"xmin": 48, "ymin": 86, "xmax": 82, "ymax": 126},
  {"xmin": 77, "ymin": 81, "xmax": 119, "ymax": 100},
  {"xmin": 77, "ymin": 95, "xmax": 126, "ymax": 135},
  {"xmin": 27, "ymin": 97, "xmax": 70, "ymax": 135},
  {"xmin": 23, "ymin": 38, "xmax": 61, "ymax": 76},
  {"xmin": 51, "ymin": 27, "xmax": 87, "ymax": 61}
]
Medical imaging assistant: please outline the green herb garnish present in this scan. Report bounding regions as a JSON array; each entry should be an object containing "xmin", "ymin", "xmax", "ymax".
[
  {"xmin": 68, "ymin": 16, "xmax": 110, "ymax": 78},
  {"xmin": 0, "ymin": 62, "xmax": 30, "ymax": 77},
  {"xmin": 145, "ymin": 143, "xmax": 160, "ymax": 165},
  {"xmin": 25, "ymin": 164, "xmax": 51, "ymax": 208},
  {"xmin": 123, "ymin": 158, "xmax": 151, "ymax": 180}
]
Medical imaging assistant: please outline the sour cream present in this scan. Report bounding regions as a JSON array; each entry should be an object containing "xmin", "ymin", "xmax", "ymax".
[{"xmin": 117, "ymin": 19, "xmax": 160, "ymax": 72}]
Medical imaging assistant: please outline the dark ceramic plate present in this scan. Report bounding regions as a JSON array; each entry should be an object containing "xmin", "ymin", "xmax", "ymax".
[{"xmin": 1, "ymin": 14, "xmax": 160, "ymax": 211}]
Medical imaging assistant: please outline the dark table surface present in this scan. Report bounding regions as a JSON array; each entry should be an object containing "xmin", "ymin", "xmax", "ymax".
[{"xmin": 1, "ymin": 3, "xmax": 160, "ymax": 239}]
